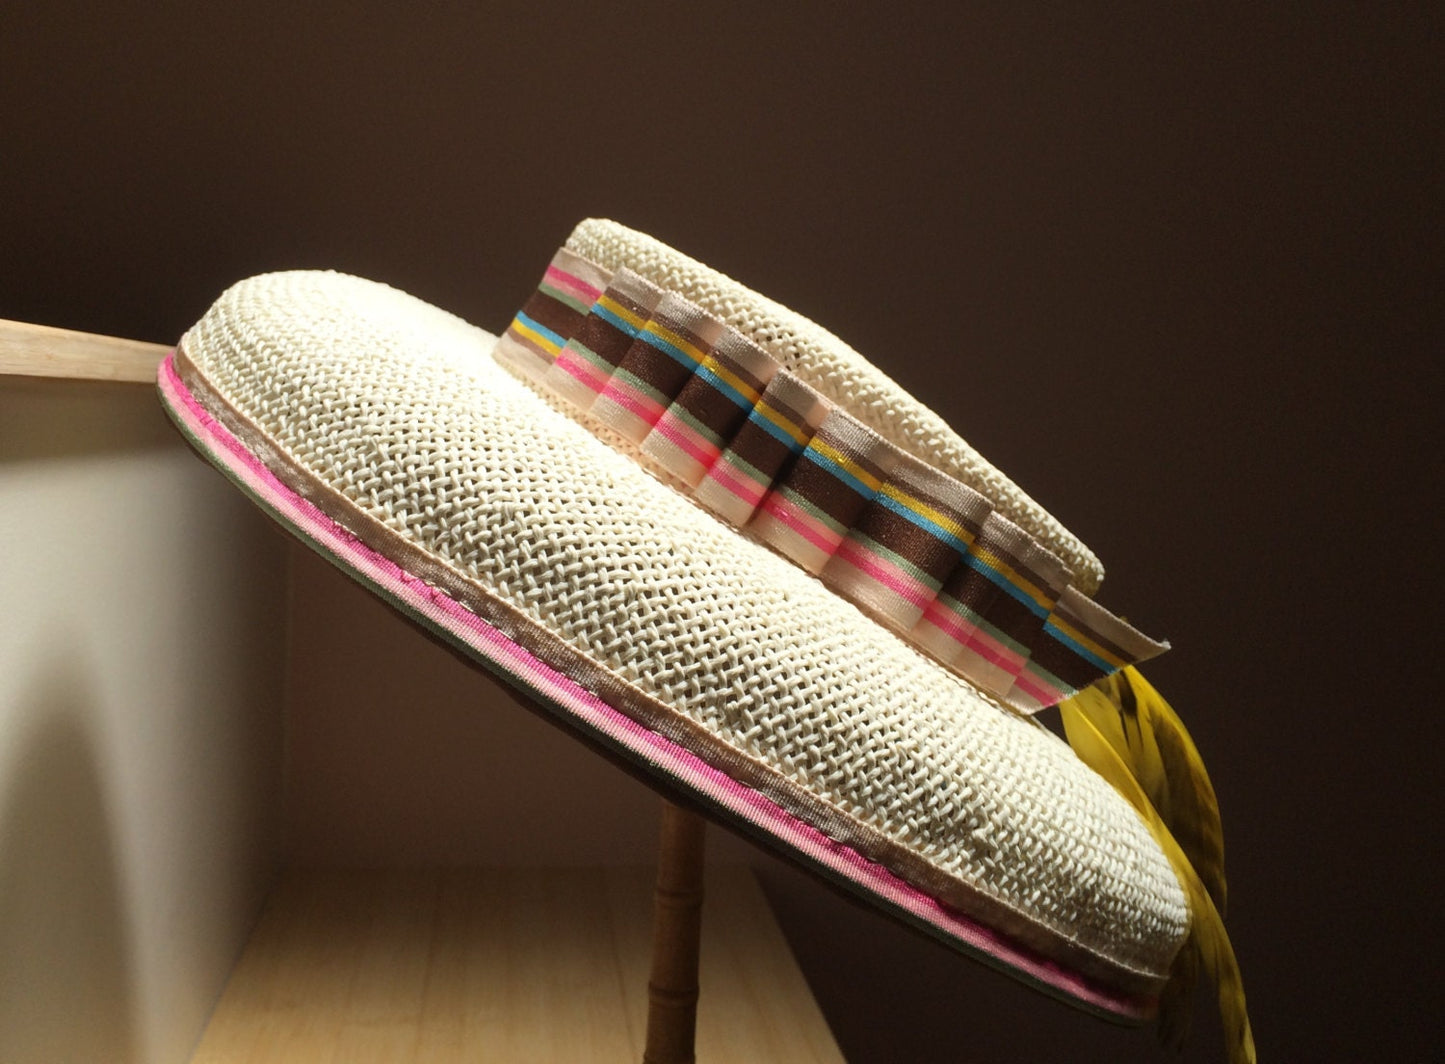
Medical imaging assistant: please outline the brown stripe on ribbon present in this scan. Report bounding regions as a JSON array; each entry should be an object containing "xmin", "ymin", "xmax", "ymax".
[
  {"xmin": 640, "ymin": 328, "xmax": 781, "ymax": 487},
  {"xmin": 822, "ymin": 459, "xmax": 993, "ymax": 631},
  {"xmin": 694, "ymin": 371, "xmax": 827, "ymax": 524},
  {"xmin": 543, "ymin": 270, "xmax": 662, "ymax": 411},
  {"xmin": 1025, "ymin": 615, "xmax": 1116, "ymax": 693},
  {"xmin": 1042, "ymin": 588, "xmax": 1170, "ymax": 687},
  {"xmin": 755, "ymin": 412, "xmax": 901, "ymax": 574},
  {"xmin": 971, "ymin": 516, "xmax": 1071, "ymax": 686},
  {"xmin": 921, "ymin": 511, "xmax": 1027, "ymax": 693},
  {"xmin": 667, "ymin": 330, "xmax": 777, "ymax": 446},
  {"xmin": 595, "ymin": 293, "xmax": 723, "ymax": 442},
  {"xmin": 578, "ymin": 272, "xmax": 663, "ymax": 369},
  {"xmin": 774, "ymin": 412, "xmax": 896, "ymax": 529},
  {"xmin": 518, "ymin": 284, "xmax": 585, "ymax": 343},
  {"xmin": 498, "ymin": 249, "xmax": 612, "ymax": 382}
]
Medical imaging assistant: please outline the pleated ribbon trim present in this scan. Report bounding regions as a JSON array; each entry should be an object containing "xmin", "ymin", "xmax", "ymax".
[{"xmin": 493, "ymin": 247, "xmax": 1167, "ymax": 714}]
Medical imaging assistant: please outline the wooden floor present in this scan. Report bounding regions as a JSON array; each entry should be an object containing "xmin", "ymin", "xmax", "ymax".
[{"xmin": 190, "ymin": 865, "xmax": 845, "ymax": 1063}]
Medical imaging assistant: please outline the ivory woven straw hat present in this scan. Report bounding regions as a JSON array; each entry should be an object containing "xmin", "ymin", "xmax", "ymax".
[{"xmin": 156, "ymin": 219, "xmax": 1245, "ymax": 1040}]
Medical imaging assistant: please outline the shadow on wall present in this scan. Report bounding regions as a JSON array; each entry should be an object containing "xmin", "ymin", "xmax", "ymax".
[
  {"xmin": 751, "ymin": 855, "xmax": 1219, "ymax": 1064},
  {"xmin": 0, "ymin": 668, "xmax": 138, "ymax": 1064},
  {"xmin": 0, "ymin": 377, "xmax": 177, "ymax": 463}
]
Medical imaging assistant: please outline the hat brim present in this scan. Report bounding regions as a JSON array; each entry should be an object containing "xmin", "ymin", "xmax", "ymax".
[{"xmin": 157, "ymin": 267, "xmax": 1186, "ymax": 1022}]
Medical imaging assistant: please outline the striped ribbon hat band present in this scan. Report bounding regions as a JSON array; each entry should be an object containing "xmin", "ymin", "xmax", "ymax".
[{"xmin": 494, "ymin": 247, "xmax": 1166, "ymax": 714}]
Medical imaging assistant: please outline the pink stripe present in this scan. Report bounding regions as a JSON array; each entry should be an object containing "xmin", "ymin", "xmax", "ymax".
[
  {"xmin": 920, "ymin": 600, "xmax": 978, "ymax": 645},
  {"xmin": 964, "ymin": 632, "xmax": 1026, "ymax": 677},
  {"xmin": 701, "ymin": 456, "xmax": 768, "ymax": 507},
  {"xmin": 543, "ymin": 264, "xmax": 603, "ymax": 305},
  {"xmin": 597, "ymin": 379, "xmax": 666, "ymax": 424},
  {"xmin": 649, "ymin": 411, "xmax": 721, "ymax": 468},
  {"xmin": 553, "ymin": 347, "xmax": 610, "ymax": 393},
  {"xmin": 157, "ymin": 353, "xmax": 1151, "ymax": 1021},
  {"xmin": 833, "ymin": 538, "xmax": 936, "ymax": 611},
  {"xmin": 919, "ymin": 602, "xmax": 1027, "ymax": 672},
  {"xmin": 1006, "ymin": 669, "xmax": 1064, "ymax": 707},
  {"xmin": 760, "ymin": 493, "xmax": 843, "ymax": 556}
]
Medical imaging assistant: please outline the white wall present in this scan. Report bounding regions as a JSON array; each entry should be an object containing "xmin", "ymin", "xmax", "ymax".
[{"xmin": 0, "ymin": 378, "xmax": 288, "ymax": 1064}]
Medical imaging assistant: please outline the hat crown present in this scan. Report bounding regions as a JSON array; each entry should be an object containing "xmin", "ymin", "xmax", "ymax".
[{"xmin": 565, "ymin": 219, "xmax": 1106, "ymax": 595}]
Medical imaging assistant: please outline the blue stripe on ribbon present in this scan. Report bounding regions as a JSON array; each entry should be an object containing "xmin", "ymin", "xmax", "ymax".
[
  {"xmin": 514, "ymin": 311, "xmax": 566, "ymax": 349},
  {"xmin": 961, "ymin": 552, "xmax": 1052, "ymax": 619},
  {"xmin": 747, "ymin": 408, "xmax": 809, "ymax": 453},
  {"xmin": 1042, "ymin": 620, "xmax": 1116, "ymax": 672},
  {"xmin": 802, "ymin": 446, "xmax": 877, "ymax": 499},
  {"xmin": 641, "ymin": 328, "xmax": 701, "ymax": 371},
  {"xmin": 695, "ymin": 364, "xmax": 753, "ymax": 409},
  {"xmin": 593, "ymin": 304, "xmax": 643, "ymax": 338},
  {"xmin": 873, "ymin": 491, "xmax": 973, "ymax": 555}
]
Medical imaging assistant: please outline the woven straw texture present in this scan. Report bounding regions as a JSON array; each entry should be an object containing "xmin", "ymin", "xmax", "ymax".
[
  {"xmin": 566, "ymin": 219, "xmax": 1106, "ymax": 595},
  {"xmin": 181, "ymin": 270, "xmax": 1186, "ymax": 979}
]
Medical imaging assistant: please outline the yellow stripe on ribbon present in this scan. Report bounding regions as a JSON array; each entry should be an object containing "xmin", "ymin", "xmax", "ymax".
[
  {"xmin": 971, "ymin": 546, "xmax": 1057, "ymax": 615},
  {"xmin": 878, "ymin": 482, "xmax": 980, "ymax": 550},
  {"xmin": 754, "ymin": 400, "xmax": 812, "ymax": 447},
  {"xmin": 699, "ymin": 355, "xmax": 763, "ymax": 405},
  {"xmin": 512, "ymin": 317, "xmax": 563, "ymax": 356},
  {"xmin": 1050, "ymin": 613, "xmax": 1133, "ymax": 669},
  {"xmin": 643, "ymin": 319, "xmax": 708, "ymax": 364},
  {"xmin": 810, "ymin": 437, "xmax": 885, "ymax": 493},
  {"xmin": 598, "ymin": 293, "xmax": 647, "ymax": 331}
]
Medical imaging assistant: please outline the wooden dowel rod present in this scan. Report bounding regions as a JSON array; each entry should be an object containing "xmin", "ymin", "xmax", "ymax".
[
  {"xmin": 642, "ymin": 801, "xmax": 707, "ymax": 1064},
  {"xmin": 0, "ymin": 318, "xmax": 168, "ymax": 384}
]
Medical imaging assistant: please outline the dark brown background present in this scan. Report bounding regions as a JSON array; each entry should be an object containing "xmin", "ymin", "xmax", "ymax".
[{"xmin": 4, "ymin": 3, "xmax": 1439, "ymax": 1061}]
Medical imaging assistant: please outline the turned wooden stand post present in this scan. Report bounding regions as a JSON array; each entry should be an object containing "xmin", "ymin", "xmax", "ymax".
[{"xmin": 643, "ymin": 801, "xmax": 707, "ymax": 1064}]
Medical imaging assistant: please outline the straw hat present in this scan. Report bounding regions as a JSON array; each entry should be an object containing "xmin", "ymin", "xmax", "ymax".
[{"xmin": 157, "ymin": 219, "xmax": 1194, "ymax": 1021}]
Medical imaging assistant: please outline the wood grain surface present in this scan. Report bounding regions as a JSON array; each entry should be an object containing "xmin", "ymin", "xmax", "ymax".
[
  {"xmin": 0, "ymin": 319, "xmax": 167, "ymax": 383},
  {"xmin": 189, "ymin": 866, "xmax": 845, "ymax": 1064}
]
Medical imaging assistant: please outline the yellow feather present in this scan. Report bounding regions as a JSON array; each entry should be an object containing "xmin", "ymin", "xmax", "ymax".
[
  {"xmin": 1060, "ymin": 675, "xmax": 1255, "ymax": 1064},
  {"xmin": 1064, "ymin": 668, "xmax": 1228, "ymax": 1046},
  {"xmin": 1071, "ymin": 667, "xmax": 1226, "ymax": 913},
  {"xmin": 1118, "ymin": 667, "xmax": 1227, "ymax": 913}
]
